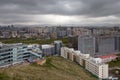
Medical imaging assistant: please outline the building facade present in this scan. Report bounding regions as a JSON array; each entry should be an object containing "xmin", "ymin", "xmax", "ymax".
[
  {"xmin": 0, "ymin": 43, "xmax": 29, "ymax": 67},
  {"xmin": 78, "ymin": 35, "xmax": 95, "ymax": 56},
  {"xmin": 54, "ymin": 41, "xmax": 62, "ymax": 55},
  {"xmin": 41, "ymin": 44, "xmax": 55, "ymax": 56},
  {"xmin": 0, "ymin": 43, "xmax": 42, "ymax": 67},
  {"xmin": 61, "ymin": 47, "xmax": 108, "ymax": 79},
  {"xmin": 78, "ymin": 34, "xmax": 120, "ymax": 57}
]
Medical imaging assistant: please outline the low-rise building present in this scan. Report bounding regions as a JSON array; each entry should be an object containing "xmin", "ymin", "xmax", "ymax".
[
  {"xmin": 99, "ymin": 54, "xmax": 117, "ymax": 63},
  {"xmin": 0, "ymin": 43, "xmax": 42, "ymax": 68},
  {"xmin": 61, "ymin": 47, "xmax": 109, "ymax": 79}
]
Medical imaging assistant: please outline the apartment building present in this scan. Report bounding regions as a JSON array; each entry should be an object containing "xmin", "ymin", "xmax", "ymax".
[
  {"xmin": 61, "ymin": 47, "xmax": 108, "ymax": 79},
  {"xmin": 78, "ymin": 33, "xmax": 120, "ymax": 57},
  {"xmin": 78, "ymin": 35, "xmax": 95, "ymax": 56},
  {"xmin": 54, "ymin": 41, "xmax": 62, "ymax": 55},
  {"xmin": 85, "ymin": 58, "xmax": 108, "ymax": 79},
  {"xmin": 41, "ymin": 44, "xmax": 55, "ymax": 56}
]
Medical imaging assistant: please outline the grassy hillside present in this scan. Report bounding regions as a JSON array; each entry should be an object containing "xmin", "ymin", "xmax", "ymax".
[{"xmin": 0, "ymin": 56, "xmax": 97, "ymax": 80}]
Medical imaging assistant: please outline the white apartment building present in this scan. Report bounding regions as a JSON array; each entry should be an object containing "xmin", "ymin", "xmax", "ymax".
[
  {"xmin": 85, "ymin": 58, "xmax": 108, "ymax": 79},
  {"xmin": 61, "ymin": 47, "xmax": 108, "ymax": 79}
]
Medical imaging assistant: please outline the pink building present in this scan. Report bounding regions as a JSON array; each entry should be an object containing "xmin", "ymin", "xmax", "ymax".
[{"xmin": 99, "ymin": 54, "xmax": 117, "ymax": 63}]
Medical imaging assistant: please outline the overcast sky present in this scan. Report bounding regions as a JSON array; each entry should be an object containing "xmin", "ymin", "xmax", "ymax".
[{"xmin": 0, "ymin": 0, "xmax": 120, "ymax": 25}]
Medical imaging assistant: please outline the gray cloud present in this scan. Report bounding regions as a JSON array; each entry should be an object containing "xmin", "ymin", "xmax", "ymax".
[{"xmin": 0, "ymin": 0, "xmax": 120, "ymax": 25}]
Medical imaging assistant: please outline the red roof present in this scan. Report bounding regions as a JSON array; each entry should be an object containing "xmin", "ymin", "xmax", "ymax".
[{"xmin": 99, "ymin": 54, "xmax": 117, "ymax": 59}]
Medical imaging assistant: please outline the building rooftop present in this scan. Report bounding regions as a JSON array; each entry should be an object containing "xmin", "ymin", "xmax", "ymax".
[
  {"xmin": 0, "ymin": 43, "xmax": 26, "ymax": 49},
  {"xmin": 62, "ymin": 47, "xmax": 107, "ymax": 65},
  {"xmin": 54, "ymin": 40, "xmax": 62, "ymax": 43},
  {"xmin": 41, "ymin": 44, "xmax": 54, "ymax": 49},
  {"xmin": 99, "ymin": 54, "xmax": 117, "ymax": 59}
]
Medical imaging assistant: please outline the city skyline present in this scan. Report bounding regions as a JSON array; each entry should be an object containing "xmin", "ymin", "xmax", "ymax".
[{"xmin": 0, "ymin": 0, "xmax": 120, "ymax": 26}]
